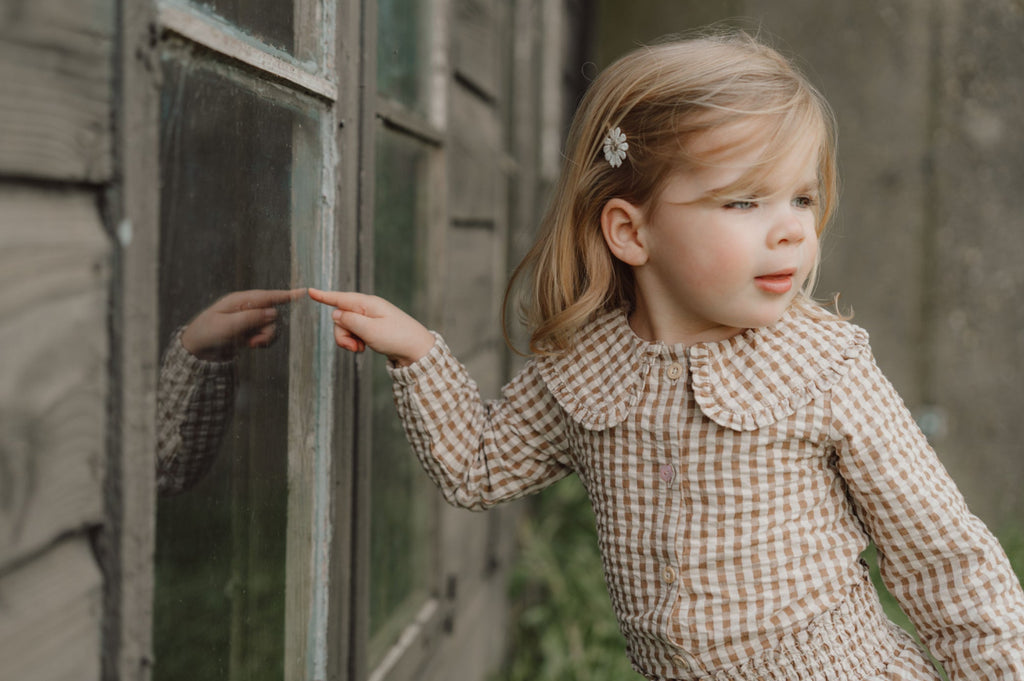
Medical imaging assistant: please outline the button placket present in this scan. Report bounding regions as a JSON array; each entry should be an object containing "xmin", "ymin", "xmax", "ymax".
[{"xmin": 637, "ymin": 353, "xmax": 653, "ymax": 397}]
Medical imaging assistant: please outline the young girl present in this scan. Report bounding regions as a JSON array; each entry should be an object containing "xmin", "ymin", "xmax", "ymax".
[{"xmin": 310, "ymin": 32, "xmax": 1024, "ymax": 680}]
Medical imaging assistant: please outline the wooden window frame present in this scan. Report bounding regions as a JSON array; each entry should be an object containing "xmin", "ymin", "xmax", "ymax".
[
  {"xmin": 118, "ymin": 0, "xmax": 356, "ymax": 678},
  {"xmin": 115, "ymin": 1, "xmax": 569, "ymax": 679},
  {"xmin": 350, "ymin": 2, "xmax": 453, "ymax": 681},
  {"xmin": 157, "ymin": 3, "xmax": 339, "ymax": 102}
]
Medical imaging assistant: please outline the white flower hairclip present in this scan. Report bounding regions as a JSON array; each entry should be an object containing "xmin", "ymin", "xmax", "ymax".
[{"xmin": 603, "ymin": 127, "xmax": 628, "ymax": 168}]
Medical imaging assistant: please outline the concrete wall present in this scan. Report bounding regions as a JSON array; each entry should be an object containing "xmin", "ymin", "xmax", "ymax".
[{"xmin": 592, "ymin": 0, "xmax": 1024, "ymax": 530}]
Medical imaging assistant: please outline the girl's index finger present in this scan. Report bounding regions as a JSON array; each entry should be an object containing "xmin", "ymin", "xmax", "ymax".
[
  {"xmin": 307, "ymin": 288, "xmax": 378, "ymax": 315},
  {"xmin": 307, "ymin": 287, "xmax": 346, "ymax": 306}
]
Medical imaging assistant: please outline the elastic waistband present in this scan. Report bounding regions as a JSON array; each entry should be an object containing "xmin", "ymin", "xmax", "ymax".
[{"xmin": 657, "ymin": 578, "xmax": 907, "ymax": 681}]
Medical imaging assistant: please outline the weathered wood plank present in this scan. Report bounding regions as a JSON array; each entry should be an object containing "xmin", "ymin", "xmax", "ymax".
[
  {"xmin": 107, "ymin": 0, "xmax": 162, "ymax": 673},
  {"xmin": 106, "ymin": 2, "xmax": 162, "ymax": 677},
  {"xmin": 418, "ymin": 569, "xmax": 512, "ymax": 681},
  {"xmin": 0, "ymin": 537, "xmax": 103, "ymax": 681},
  {"xmin": 0, "ymin": 186, "xmax": 110, "ymax": 569},
  {"xmin": 0, "ymin": 0, "xmax": 114, "ymax": 182},
  {"xmin": 452, "ymin": 0, "xmax": 499, "ymax": 101},
  {"xmin": 443, "ymin": 224, "xmax": 504, "ymax": 398},
  {"xmin": 449, "ymin": 85, "xmax": 502, "ymax": 222}
]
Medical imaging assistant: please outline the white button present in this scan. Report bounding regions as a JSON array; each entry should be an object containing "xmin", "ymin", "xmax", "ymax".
[
  {"xmin": 666, "ymin": 362, "xmax": 683, "ymax": 379},
  {"xmin": 671, "ymin": 654, "xmax": 691, "ymax": 672},
  {"xmin": 661, "ymin": 565, "xmax": 677, "ymax": 584}
]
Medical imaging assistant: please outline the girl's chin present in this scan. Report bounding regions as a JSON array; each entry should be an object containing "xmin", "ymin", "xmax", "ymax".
[{"xmin": 731, "ymin": 307, "xmax": 792, "ymax": 332}]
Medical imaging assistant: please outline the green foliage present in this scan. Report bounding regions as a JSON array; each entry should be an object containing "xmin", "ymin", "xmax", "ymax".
[
  {"xmin": 497, "ymin": 476, "xmax": 644, "ymax": 681},
  {"xmin": 998, "ymin": 525, "xmax": 1024, "ymax": 579}
]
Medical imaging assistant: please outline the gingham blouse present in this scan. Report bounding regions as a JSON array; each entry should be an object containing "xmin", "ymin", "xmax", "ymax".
[
  {"xmin": 389, "ymin": 305, "xmax": 1024, "ymax": 680},
  {"xmin": 156, "ymin": 328, "xmax": 235, "ymax": 496}
]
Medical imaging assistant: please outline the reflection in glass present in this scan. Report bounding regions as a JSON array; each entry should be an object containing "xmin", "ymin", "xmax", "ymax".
[
  {"xmin": 369, "ymin": 128, "xmax": 436, "ymax": 662},
  {"xmin": 154, "ymin": 55, "xmax": 321, "ymax": 681},
  {"xmin": 192, "ymin": 0, "xmax": 295, "ymax": 54},
  {"xmin": 377, "ymin": 0, "xmax": 429, "ymax": 113}
]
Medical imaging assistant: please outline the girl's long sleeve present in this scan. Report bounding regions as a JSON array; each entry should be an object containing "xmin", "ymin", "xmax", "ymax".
[
  {"xmin": 387, "ymin": 333, "xmax": 574, "ymax": 511},
  {"xmin": 830, "ymin": 351, "xmax": 1024, "ymax": 679},
  {"xmin": 156, "ymin": 329, "xmax": 236, "ymax": 496}
]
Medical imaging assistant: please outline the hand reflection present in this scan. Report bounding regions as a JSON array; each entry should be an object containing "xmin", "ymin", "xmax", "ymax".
[
  {"xmin": 157, "ymin": 287, "xmax": 305, "ymax": 496},
  {"xmin": 180, "ymin": 288, "xmax": 307, "ymax": 361}
]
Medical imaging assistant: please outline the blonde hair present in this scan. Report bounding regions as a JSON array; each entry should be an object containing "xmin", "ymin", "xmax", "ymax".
[{"xmin": 504, "ymin": 30, "xmax": 839, "ymax": 355}]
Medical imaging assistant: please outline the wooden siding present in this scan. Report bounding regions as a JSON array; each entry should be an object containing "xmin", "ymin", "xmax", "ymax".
[
  {"xmin": 0, "ymin": 187, "xmax": 111, "ymax": 679},
  {"xmin": 415, "ymin": 1, "xmax": 555, "ymax": 680},
  {"xmin": 0, "ymin": 538, "xmax": 104, "ymax": 680},
  {"xmin": 0, "ymin": 187, "xmax": 110, "ymax": 565},
  {"xmin": 0, "ymin": 0, "xmax": 114, "ymax": 182},
  {"xmin": 0, "ymin": 0, "xmax": 116, "ymax": 678}
]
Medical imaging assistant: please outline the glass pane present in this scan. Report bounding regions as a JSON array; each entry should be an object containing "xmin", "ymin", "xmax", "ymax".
[
  {"xmin": 154, "ymin": 55, "xmax": 322, "ymax": 681},
  {"xmin": 369, "ymin": 128, "xmax": 436, "ymax": 662},
  {"xmin": 192, "ymin": 0, "xmax": 295, "ymax": 54},
  {"xmin": 377, "ymin": 0, "xmax": 429, "ymax": 113}
]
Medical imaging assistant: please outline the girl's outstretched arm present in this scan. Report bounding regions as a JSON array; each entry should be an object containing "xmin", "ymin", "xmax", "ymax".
[
  {"xmin": 310, "ymin": 289, "xmax": 573, "ymax": 511},
  {"xmin": 308, "ymin": 288, "xmax": 436, "ymax": 367}
]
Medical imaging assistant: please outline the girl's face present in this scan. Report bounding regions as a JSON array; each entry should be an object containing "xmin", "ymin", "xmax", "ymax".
[{"xmin": 627, "ymin": 122, "xmax": 821, "ymax": 345}]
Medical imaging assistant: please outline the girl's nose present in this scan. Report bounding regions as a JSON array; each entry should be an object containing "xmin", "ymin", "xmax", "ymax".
[{"xmin": 769, "ymin": 207, "xmax": 807, "ymax": 246}]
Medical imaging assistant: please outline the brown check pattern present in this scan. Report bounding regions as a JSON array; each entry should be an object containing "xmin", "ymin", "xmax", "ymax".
[
  {"xmin": 389, "ymin": 306, "xmax": 1024, "ymax": 680},
  {"xmin": 156, "ymin": 329, "xmax": 236, "ymax": 496}
]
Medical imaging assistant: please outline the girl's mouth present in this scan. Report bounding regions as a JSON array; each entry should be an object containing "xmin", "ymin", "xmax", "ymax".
[{"xmin": 755, "ymin": 269, "xmax": 796, "ymax": 294}]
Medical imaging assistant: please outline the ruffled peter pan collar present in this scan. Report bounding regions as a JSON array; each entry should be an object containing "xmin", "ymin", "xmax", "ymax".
[{"xmin": 535, "ymin": 304, "xmax": 869, "ymax": 432}]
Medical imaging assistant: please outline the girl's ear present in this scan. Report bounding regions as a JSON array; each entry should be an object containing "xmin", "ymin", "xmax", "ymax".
[{"xmin": 601, "ymin": 198, "xmax": 648, "ymax": 267}]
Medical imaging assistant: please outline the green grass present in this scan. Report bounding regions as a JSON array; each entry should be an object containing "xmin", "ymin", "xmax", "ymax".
[
  {"xmin": 497, "ymin": 477, "xmax": 643, "ymax": 681},
  {"xmin": 498, "ymin": 476, "xmax": 1024, "ymax": 680}
]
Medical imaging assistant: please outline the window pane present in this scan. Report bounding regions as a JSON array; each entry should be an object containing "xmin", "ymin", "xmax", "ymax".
[
  {"xmin": 171, "ymin": 0, "xmax": 323, "ymax": 59},
  {"xmin": 154, "ymin": 55, "xmax": 322, "ymax": 681},
  {"xmin": 369, "ymin": 128, "xmax": 436, "ymax": 662},
  {"xmin": 377, "ymin": 0, "xmax": 429, "ymax": 113},
  {"xmin": 196, "ymin": 0, "xmax": 293, "ymax": 52}
]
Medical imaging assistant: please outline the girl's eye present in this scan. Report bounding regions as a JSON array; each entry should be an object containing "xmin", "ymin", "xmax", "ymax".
[
  {"xmin": 793, "ymin": 195, "xmax": 817, "ymax": 209},
  {"xmin": 724, "ymin": 200, "xmax": 756, "ymax": 210}
]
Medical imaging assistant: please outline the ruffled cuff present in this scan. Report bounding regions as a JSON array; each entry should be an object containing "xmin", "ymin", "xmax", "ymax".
[{"xmin": 386, "ymin": 331, "xmax": 448, "ymax": 386}]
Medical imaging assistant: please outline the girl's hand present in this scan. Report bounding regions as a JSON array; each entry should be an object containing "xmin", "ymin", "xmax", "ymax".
[
  {"xmin": 308, "ymin": 289, "xmax": 435, "ymax": 367},
  {"xmin": 181, "ymin": 288, "xmax": 307, "ymax": 361}
]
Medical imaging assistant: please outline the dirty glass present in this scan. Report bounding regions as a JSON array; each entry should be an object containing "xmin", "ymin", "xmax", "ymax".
[
  {"xmin": 153, "ymin": 55, "xmax": 321, "ymax": 681},
  {"xmin": 368, "ymin": 127, "xmax": 436, "ymax": 663},
  {"xmin": 377, "ymin": 0, "xmax": 429, "ymax": 113},
  {"xmin": 190, "ymin": 0, "xmax": 295, "ymax": 54}
]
